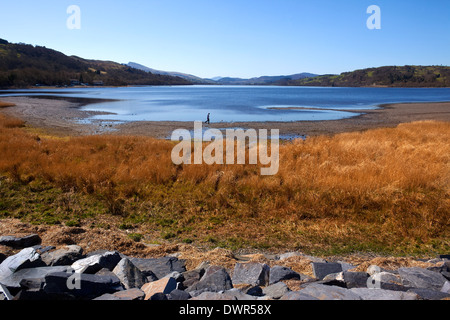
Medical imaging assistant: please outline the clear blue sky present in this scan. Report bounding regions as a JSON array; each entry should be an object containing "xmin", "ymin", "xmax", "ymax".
[{"xmin": 1, "ymin": 0, "xmax": 449, "ymax": 78}]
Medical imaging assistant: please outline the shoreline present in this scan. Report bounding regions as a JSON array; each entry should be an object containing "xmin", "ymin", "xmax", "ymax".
[{"xmin": 0, "ymin": 96, "xmax": 450, "ymax": 138}]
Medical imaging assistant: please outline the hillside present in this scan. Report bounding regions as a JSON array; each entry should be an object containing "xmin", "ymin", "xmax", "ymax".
[
  {"xmin": 215, "ymin": 73, "xmax": 318, "ymax": 85},
  {"xmin": 127, "ymin": 62, "xmax": 214, "ymax": 84},
  {"xmin": 284, "ymin": 66, "xmax": 450, "ymax": 87},
  {"xmin": 0, "ymin": 39, "xmax": 191, "ymax": 88}
]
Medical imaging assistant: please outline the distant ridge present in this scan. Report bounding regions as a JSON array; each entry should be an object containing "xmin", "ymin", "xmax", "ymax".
[
  {"xmin": 283, "ymin": 66, "xmax": 450, "ymax": 87},
  {"xmin": 127, "ymin": 62, "xmax": 215, "ymax": 84},
  {"xmin": 214, "ymin": 73, "xmax": 319, "ymax": 85},
  {"xmin": 0, "ymin": 39, "xmax": 191, "ymax": 88}
]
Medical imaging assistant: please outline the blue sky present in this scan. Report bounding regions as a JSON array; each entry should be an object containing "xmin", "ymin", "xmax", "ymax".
[{"xmin": 0, "ymin": 0, "xmax": 449, "ymax": 78}]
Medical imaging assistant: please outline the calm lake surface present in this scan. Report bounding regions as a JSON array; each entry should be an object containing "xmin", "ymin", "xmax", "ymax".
[{"xmin": 1, "ymin": 86, "xmax": 450, "ymax": 122}]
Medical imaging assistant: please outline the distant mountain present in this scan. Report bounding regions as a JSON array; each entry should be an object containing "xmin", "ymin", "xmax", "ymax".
[
  {"xmin": 127, "ymin": 62, "xmax": 215, "ymax": 84},
  {"xmin": 127, "ymin": 62, "xmax": 319, "ymax": 85},
  {"xmin": 0, "ymin": 39, "xmax": 192, "ymax": 88},
  {"xmin": 215, "ymin": 73, "xmax": 319, "ymax": 85},
  {"xmin": 284, "ymin": 66, "xmax": 450, "ymax": 87}
]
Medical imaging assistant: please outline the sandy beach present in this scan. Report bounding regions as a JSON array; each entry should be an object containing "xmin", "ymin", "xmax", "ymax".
[{"xmin": 1, "ymin": 96, "xmax": 450, "ymax": 138}]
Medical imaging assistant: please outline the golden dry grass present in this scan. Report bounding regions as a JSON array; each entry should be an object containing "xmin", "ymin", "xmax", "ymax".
[
  {"xmin": 0, "ymin": 110, "xmax": 448, "ymax": 255},
  {"xmin": 0, "ymin": 101, "xmax": 15, "ymax": 109}
]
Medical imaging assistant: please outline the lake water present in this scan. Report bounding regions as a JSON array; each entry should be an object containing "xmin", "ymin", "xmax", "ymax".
[{"xmin": 1, "ymin": 86, "xmax": 450, "ymax": 123}]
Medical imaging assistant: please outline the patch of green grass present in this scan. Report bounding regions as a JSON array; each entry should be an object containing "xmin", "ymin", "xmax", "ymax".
[
  {"xmin": 65, "ymin": 220, "xmax": 81, "ymax": 227},
  {"xmin": 119, "ymin": 223, "xmax": 135, "ymax": 230},
  {"xmin": 128, "ymin": 233, "xmax": 144, "ymax": 242},
  {"xmin": 155, "ymin": 218, "xmax": 175, "ymax": 227},
  {"xmin": 0, "ymin": 177, "xmax": 105, "ymax": 225}
]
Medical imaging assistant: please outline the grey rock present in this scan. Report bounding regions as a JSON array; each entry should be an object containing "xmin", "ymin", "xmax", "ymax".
[
  {"xmin": 150, "ymin": 292, "xmax": 168, "ymax": 300},
  {"xmin": 130, "ymin": 256, "xmax": 186, "ymax": 279},
  {"xmin": 94, "ymin": 289, "xmax": 145, "ymax": 301},
  {"xmin": 168, "ymin": 289, "xmax": 191, "ymax": 300},
  {"xmin": 33, "ymin": 245, "xmax": 56, "ymax": 255},
  {"xmin": 398, "ymin": 267, "xmax": 447, "ymax": 290},
  {"xmin": 278, "ymin": 252, "xmax": 326, "ymax": 263},
  {"xmin": 338, "ymin": 271, "xmax": 369, "ymax": 289},
  {"xmin": 112, "ymin": 288, "xmax": 145, "ymax": 300},
  {"xmin": 0, "ymin": 266, "xmax": 69, "ymax": 289},
  {"xmin": 164, "ymin": 271, "xmax": 184, "ymax": 282},
  {"xmin": 95, "ymin": 268, "xmax": 116, "ymax": 277},
  {"xmin": 0, "ymin": 234, "xmax": 41, "ymax": 249},
  {"xmin": 351, "ymin": 288, "xmax": 418, "ymax": 300},
  {"xmin": 322, "ymin": 272, "xmax": 343, "ymax": 282},
  {"xmin": 13, "ymin": 288, "xmax": 71, "ymax": 300},
  {"xmin": 280, "ymin": 291, "xmax": 319, "ymax": 300},
  {"xmin": 182, "ymin": 268, "xmax": 205, "ymax": 288},
  {"xmin": 408, "ymin": 288, "xmax": 450, "ymax": 300},
  {"xmin": 256, "ymin": 295, "xmax": 273, "ymax": 300},
  {"xmin": 442, "ymin": 281, "xmax": 450, "ymax": 294},
  {"xmin": 0, "ymin": 283, "xmax": 13, "ymax": 300},
  {"xmin": 187, "ymin": 266, "xmax": 233, "ymax": 293},
  {"xmin": 311, "ymin": 262, "xmax": 342, "ymax": 280},
  {"xmin": 190, "ymin": 291, "xmax": 236, "ymax": 300},
  {"xmin": 0, "ymin": 248, "xmax": 45, "ymax": 282},
  {"xmin": 113, "ymin": 258, "xmax": 147, "ymax": 290},
  {"xmin": 441, "ymin": 270, "xmax": 450, "ymax": 281},
  {"xmin": 339, "ymin": 262, "xmax": 356, "ymax": 272},
  {"xmin": 427, "ymin": 265, "xmax": 446, "ymax": 274},
  {"xmin": 262, "ymin": 282, "xmax": 290, "ymax": 299},
  {"xmin": 186, "ymin": 289, "xmax": 207, "ymax": 298},
  {"xmin": 426, "ymin": 258, "xmax": 443, "ymax": 264},
  {"xmin": 277, "ymin": 252, "xmax": 301, "ymax": 260},
  {"xmin": 41, "ymin": 245, "xmax": 84, "ymax": 266},
  {"xmin": 443, "ymin": 261, "xmax": 450, "ymax": 270},
  {"xmin": 223, "ymin": 288, "xmax": 257, "ymax": 300},
  {"xmin": 71, "ymin": 251, "xmax": 121, "ymax": 274},
  {"xmin": 244, "ymin": 286, "xmax": 264, "ymax": 297},
  {"xmin": 300, "ymin": 283, "xmax": 361, "ymax": 300},
  {"xmin": 367, "ymin": 272, "xmax": 409, "ymax": 291},
  {"xmin": 86, "ymin": 249, "xmax": 126, "ymax": 258},
  {"xmin": 269, "ymin": 266, "xmax": 301, "ymax": 285},
  {"xmin": 43, "ymin": 271, "xmax": 123, "ymax": 300},
  {"xmin": 92, "ymin": 293, "xmax": 122, "ymax": 300},
  {"xmin": 232, "ymin": 262, "xmax": 270, "ymax": 286}
]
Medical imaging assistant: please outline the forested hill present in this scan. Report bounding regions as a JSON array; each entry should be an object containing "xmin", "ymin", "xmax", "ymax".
[
  {"xmin": 0, "ymin": 39, "xmax": 191, "ymax": 88},
  {"xmin": 281, "ymin": 66, "xmax": 450, "ymax": 87}
]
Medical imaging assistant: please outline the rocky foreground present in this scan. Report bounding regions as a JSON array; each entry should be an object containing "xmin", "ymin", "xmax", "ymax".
[{"xmin": 0, "ymin": 234, "xmax": 449, "ymax": 301}]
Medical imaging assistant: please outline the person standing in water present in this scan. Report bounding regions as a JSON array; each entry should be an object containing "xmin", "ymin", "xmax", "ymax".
[{"xmin": 205, "ymin": 113, "xmax": 210, "ymax": 124}]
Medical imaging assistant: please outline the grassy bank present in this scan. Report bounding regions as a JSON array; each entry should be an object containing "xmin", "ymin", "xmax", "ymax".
[{"xmin": 0, "ymin": 111, "xmax": 448, "ymax": 256}]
